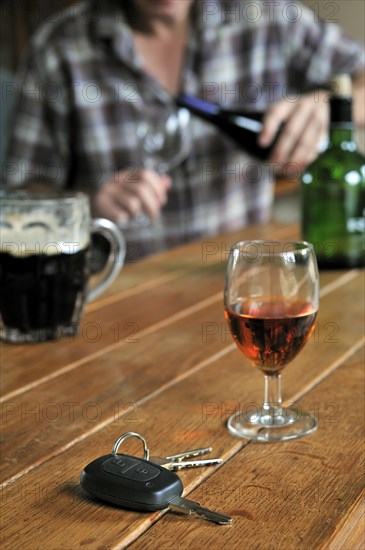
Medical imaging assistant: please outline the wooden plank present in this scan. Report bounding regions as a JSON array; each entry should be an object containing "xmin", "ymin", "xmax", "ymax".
[
  {"xmin": 0, "ymin": 311, "xmax": 363, "ymax": 549},
  {"xmin": 1, "ymin": 267, "xmax": 362, "ymax": 484},
  {"xmin": 327, "ymin": 495, "xmax": 365, "ymax": 550},
  {"xmin": 0, "ymin": 298, "xmax": 229, "ymax": 484},
  {"xmin": 129, "ymin": 347, "xmax": 365, "ymax": 550}
]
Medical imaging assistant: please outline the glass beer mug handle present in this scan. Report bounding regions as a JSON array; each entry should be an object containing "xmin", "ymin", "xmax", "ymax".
[{"xmin": 87, "ymin": 218, "xmax": 126, "ymax": 302}]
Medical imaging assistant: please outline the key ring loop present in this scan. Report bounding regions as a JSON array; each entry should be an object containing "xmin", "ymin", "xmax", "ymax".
[{"xmin": 111, "ymin": 432, "xmax": 150, "ymax": 460}]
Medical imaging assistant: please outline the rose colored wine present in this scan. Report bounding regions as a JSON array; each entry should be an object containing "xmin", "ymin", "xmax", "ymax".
[{"xmin": 225, "ymin": 299, "xmax": 317, "ymax": 375}]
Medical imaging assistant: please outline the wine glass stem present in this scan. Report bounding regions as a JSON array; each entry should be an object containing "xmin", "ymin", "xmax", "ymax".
[{"xmin": 263, "ymin": 374, "xmax": 283, "ymax": 418}]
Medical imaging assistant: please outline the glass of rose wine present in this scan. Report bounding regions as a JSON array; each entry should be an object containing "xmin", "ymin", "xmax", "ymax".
[{"xmin": 224, "ymin": 240, "xmax": 319, "ymax": 442}]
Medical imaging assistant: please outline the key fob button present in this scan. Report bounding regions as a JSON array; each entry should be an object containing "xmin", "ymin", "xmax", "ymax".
[
  {"xmin": 128, "ymin": 463, "xmax": 160, "ymax": 482},
  {"xmin": 102, "ymin": 456, "xmax": 137, "ymax": 476},
  {"xmin": 102, "ymin": 456, "xmax": 160, "ymax": 482}
]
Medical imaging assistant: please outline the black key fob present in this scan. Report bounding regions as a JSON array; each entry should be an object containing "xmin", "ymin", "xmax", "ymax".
[{"xmin": 80, "ymin": 453, "xmax": 183, "ymax": 512}]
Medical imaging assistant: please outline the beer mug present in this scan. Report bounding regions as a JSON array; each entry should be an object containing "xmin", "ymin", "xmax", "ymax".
[{"xmin": 0, "ymin": 191, "xmax": 125, "ymax": 343}]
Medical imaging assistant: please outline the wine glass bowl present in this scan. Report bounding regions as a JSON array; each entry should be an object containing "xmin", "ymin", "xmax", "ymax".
[
  {"xmin": 137, "ymin": 108, "xmax": 191, "ymax": 174},
  {"xmin": 224, "ymin": 240, "xmax": 319, "ymax": 442},
  {"xmin": 118, "ymin": 108, "xmax": 190, "ymax": 230}
]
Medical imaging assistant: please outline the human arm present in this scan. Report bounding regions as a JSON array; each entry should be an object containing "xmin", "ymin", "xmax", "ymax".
[
  {"xmin": 3, "ymin": 42, "xmax": 70, "ymax": 191},
  {"xmin": 4, "ymin": 37, "xmax": 171, "ymax": 224}
]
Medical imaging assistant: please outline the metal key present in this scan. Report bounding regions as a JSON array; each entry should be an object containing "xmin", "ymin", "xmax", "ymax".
[
  {"xmin": 150, "ymin": 446, "xmax": 223, "ymax": 470},
  {"xmin": 168, "ymin": 494, "xmax": 232, "ymax": 524},
  {"xmin": 80, "ymin": 452, "xmax": 232, "ymax": 525}
]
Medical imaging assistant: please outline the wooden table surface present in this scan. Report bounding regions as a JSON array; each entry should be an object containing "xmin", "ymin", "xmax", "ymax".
[{"xmin": 1, "ymin": 221, "xmax": 364, "ymax": 550}]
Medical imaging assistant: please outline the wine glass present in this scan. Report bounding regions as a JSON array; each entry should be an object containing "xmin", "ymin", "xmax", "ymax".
[
  {"xmin": 224, "ymin": 240, "xmax": 319, "ymax": 442},
  {"xmin": 137, "ymin": 107, "xmax": 191, "ymax": 174},
  {"xmin": 118, "ymin": 108, "xmax": 190, "ymax": 229}
]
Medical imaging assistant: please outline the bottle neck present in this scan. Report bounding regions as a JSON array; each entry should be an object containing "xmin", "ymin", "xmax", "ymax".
[{"xmin": 329, "ymin": 97, "xmax": 356, "ymax": 149}]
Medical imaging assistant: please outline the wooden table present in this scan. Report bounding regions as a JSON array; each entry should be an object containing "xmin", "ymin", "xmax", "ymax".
[{"xmin": 1, "ymin": 221, "xmax": 364, "ymax": 549}]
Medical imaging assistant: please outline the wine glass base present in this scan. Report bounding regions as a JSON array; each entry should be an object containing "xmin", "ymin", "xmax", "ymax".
[{"xmin": 227, "ymin": 408, "xmax": 317, "ymax": 442}]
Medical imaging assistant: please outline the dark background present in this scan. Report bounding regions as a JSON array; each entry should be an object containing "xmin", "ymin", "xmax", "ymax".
[{"xmin": 0, "ymin": 0, "xmax": 76, "ymax": 71}]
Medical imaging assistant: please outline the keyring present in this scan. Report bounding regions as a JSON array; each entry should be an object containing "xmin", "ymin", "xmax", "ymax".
[{"xmin": 111, "ymin": 432, "xmax": 150, "ymax": 460}]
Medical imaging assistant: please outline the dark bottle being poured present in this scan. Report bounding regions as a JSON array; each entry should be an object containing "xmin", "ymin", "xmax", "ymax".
[
  {"xmin": 176, "ymin": 94, "xmax": 282, "ymax": 160},
  {"xmin": 301, "ymin": 74, "xmax": 365, "ymax": 268}
]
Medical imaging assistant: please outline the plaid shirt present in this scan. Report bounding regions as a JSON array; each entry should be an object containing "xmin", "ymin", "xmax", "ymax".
[{"xmin": 4, "ymin": 0, "xmax": 365, "ymax": 259}]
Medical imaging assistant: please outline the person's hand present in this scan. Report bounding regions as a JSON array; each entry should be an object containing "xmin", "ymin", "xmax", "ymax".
[
  {"xmin": 352, "ymin": 70, "xmax": 365, "ymax": 128},
  {"xmin": 92, "ymin": 168, "xmax": 171, "ymax": 224},
  {"xmin": 259, "ymin": 91, "xmax": 329, "ymax": 174}
]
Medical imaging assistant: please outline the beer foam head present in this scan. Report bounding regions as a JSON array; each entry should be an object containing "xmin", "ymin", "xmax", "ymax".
[{"xmin": 0, "ymin": 192, "xmax": 90, "ymax": 256}]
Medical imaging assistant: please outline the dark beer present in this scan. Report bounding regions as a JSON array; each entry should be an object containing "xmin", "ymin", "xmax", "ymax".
[
  {"xmin": 0, "ymin": 247, "xmax": 90, "ymax": 342},
  {"xmin": 1, "ymin": 191, "xmax": 125, "ymax": 342}
]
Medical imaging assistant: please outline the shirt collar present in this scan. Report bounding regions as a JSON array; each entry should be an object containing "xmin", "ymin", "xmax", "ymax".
[
  {"xmin": 91, "ymin": 1, "xmax": 212, "ymax": 101},
  {"xmin": 92, "ymin": 1, "xmax": 144, "ymax": 72}
]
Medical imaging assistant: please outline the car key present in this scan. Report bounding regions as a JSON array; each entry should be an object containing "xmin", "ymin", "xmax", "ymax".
[{"xmin": 80, "ymin": 453, "xmax": 232, "ymax": 525}]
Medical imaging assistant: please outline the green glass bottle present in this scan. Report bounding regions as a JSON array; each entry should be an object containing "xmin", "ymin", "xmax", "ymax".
[{"xmin": 301, "ymin": 75, "xmax": 365, "ymax": 268}]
